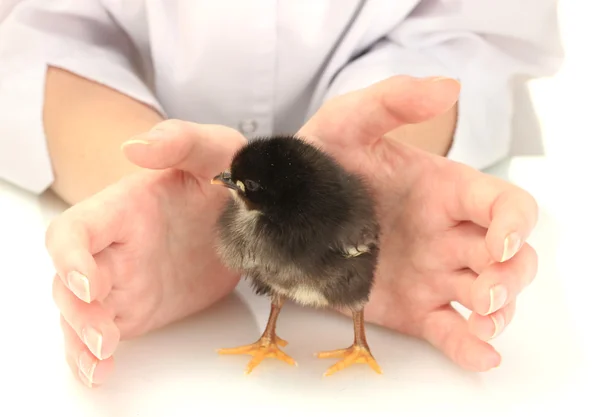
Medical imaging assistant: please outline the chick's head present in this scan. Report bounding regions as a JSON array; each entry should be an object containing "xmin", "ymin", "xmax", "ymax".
[{"xmin": 211, "ymin": 136, "xmax": 350, "ymax": 220}]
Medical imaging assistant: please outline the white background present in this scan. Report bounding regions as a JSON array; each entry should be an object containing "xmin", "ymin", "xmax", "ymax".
[{"xmin": 0, "ymin": 1, "xmax": 599, "ymax": 416}]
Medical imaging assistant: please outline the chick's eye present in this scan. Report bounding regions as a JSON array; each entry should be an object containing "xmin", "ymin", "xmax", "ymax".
[{"xmin": 244, "ymin": 180, "xmax": 260, "ymax": 192}]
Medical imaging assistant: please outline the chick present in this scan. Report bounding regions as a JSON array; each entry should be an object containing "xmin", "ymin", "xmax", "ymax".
[{"xmin": 210, "ymin": 135, "xmax": 381, "ymax": 376}]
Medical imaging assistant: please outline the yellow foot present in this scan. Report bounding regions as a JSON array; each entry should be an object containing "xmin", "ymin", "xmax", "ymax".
[
  {"xmin": 218, "ymin": 336, "xmax": 297, "ymax": 374},
  {"xmin": 316, "ymin": 344, "xmax": 382, "ymax": 376}
]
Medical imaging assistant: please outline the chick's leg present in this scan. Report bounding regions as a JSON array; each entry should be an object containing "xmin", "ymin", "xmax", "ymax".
[
  {"xmin": 218, "ymin": 294, "xmax": 296, "ymax": 374},
  {"xmin": 316, "ymin": 309, "xmax": 382, "ymax": 376}
]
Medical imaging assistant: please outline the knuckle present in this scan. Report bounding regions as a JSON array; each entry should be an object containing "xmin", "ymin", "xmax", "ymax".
[
  {"xmin": 45, "ymin": 208, "xmax": 80, "ymax": 251},
  {"xmin": 51, "ymin": 275, "xmax": 63, "ymax": 306},
  {"xmin": 513, "ymin": 187, "xmax": 539, "ymax": 228},
  {"xmin": 504, "ymin": 300, "xmax": 517, "ymax": 324},
  {"xmin": 522, "ymin": 190, "xmax": 539, "ymax": 225},
  {"xmin": 44, "ymin": 218, "xmax": 61, "ymax": 251},
  {"xmin": 45, "ymin": 214, "xmax": 86, "ymax": 260},
  {"xmin": 59, "ymin": 315, "xmax": 70, "ymax": 334},
  {"xmin": 523, "ymin": 243, "xmax": 539, "ymax": 283},
  {"xmin": 212, "ymin": 125, "xmax": 247, "ymax": 149},
  {"xmin": 527, "ymin": 243, "xmax": 539, "ymax": 267},
  {"xmin": 155, "ymin": 118, "xmax": 188, "ymax": 135}
]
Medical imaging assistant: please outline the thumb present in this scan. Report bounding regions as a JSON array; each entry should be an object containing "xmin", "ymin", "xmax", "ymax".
[
  {"xmin": 121, "ymin": 119, "xmax": 247, "ymax": 180},
  {"xmin": 298, "ymin": 75, "xmax": 460, "ymax": 146}
]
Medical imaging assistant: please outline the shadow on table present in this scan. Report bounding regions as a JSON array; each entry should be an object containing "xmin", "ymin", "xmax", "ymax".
[{"xmin": 71, "ymin": 281, "xmax": 488, "ymax": 416}]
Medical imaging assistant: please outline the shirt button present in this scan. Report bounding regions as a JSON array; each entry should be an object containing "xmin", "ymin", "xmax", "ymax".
[{"xmin": 238, "ymin": 119, "xmax": 258, "ymax": 135}]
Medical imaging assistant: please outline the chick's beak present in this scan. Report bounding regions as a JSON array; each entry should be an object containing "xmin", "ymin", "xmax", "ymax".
[{"xmin": 211, "ymin": 172, "xmax": 239, "ymax": 191}]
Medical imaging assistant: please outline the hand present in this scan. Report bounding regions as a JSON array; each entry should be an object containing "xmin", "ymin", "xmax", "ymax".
[
  {"xmin": 298, "ymin": 76, "xmax": 539, "ymax": 371},
  {"xmin": 46, "ymin": 122, "xmax": 246, "ymax": 386}
]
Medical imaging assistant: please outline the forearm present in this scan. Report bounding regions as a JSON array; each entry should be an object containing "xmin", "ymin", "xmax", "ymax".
[
  {"xmin": 43, "ymin": 67, "xmax": 164, "ymax": 205},
  {"xmin": 384, "ymin": 103, "xmax": 457, "ymax": 156}
]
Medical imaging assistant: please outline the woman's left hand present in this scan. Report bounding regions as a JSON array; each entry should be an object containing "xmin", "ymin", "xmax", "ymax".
[{"xmin": 298, "ymin": 75, "xmax": 538, "ymax": 371}]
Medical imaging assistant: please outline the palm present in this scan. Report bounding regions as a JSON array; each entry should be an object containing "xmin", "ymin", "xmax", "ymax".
[
  {"xmin": 97, "ymin": 170, "xmax": 239, "ymax": 339},
  {"xmin": 337, "ymin": 140, "xmax": 482, "ymax": 334},
  {"xmin": 312, "ymin": 131, "xmax": 495, "ymax": 368}
]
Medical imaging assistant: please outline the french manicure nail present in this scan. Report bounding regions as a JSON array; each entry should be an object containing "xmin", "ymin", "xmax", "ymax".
[
  {"xmin": 421, "ymin": 75, "xmax": 450, "ymax": 83},
  {"xmin": 121, "ymin": 138, "xmax": 152, "ymax": 148},
  {"xmin": 83, "ymin": 327, "xmax": 104, "ymax": 360},
  {"xmin": 78, "ymin": 352, "xmax": 97, "ymax": 386},
  {"xmin": 121, "ymin": 129, "xmax": 166, "ymax": 148},
  {"xmin": 67, "ymin": 271, "xmax": 91, "ymax": 303},
  {"xmin": 78, "ymin": 369, "xmax": 93, "ymax": 388},
  {"xmin": 501, "ymin": 232, "xmax": 521, "ymax": 262},
  {"xmin": 490, "ymin": 314, "xmax": 505, "ymax": 339},
  {"xmin": 487, "ymin": 284, "xmax": 507, "ymax": 315}
]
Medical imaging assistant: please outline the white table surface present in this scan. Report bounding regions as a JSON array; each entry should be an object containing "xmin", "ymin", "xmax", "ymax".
[{"xmin": 1, "ymin": 154, "xmax": 597, "ymax": 417}]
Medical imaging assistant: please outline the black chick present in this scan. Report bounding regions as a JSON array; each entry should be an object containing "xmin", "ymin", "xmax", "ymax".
[{"xmin": 210, "ymin": 135, "xmax": 381, "ymax": 376}]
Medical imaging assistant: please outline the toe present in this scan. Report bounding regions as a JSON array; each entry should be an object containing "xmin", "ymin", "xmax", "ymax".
[
  {"xmin": 315, "ymin": 347, "xmax": 350, "ymax": 359},
  {"xmin": 324, "ymin": 350, "xmax": 360, "ymax": 376},
  {"xmin": 273, "ymin": 349, "xmax": 297, "ymax": 366},
  {"xmin": 245, "ymin": 351, "xmax": 268, "ymax": 374},
  {"xmin": 365, "ymin": 356, "xmax": 383, "ymax": 374},
  {"xmin": 217, "ymin": 344, "xmax": 255, "ymax": 355},
  {"xmin": 275, "ymin": 336, "xmax": 288, "ymax": 347}
]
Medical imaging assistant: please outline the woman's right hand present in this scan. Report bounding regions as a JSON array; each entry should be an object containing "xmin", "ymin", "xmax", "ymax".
[{"xmin": 46, "ymin": 121, "xmax": 246, "ymax": 387}]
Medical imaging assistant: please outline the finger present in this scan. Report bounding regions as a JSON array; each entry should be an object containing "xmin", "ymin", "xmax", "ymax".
[
  {"xmin": 428, "ymin": 221, "xmax": 492, "ymax": 274},
  {"xmin": 448, "ymin": 167, "xmax": 539, "ymax": 263},
  {"xmin": 468, "ymin": 300, "xmax": 517, "ymax": 341},
  {"xmin": 121, "ymin": 119, "xmax": 247, "ymax": 180},
  {"xmin": 470, "ymin": 243, "xmax": 538, "ymax": 316},
  {"xmin": 298, "ymin": 75, "xmax": 460, "ymax": 146},
  {"xmin": 439, "ymin": 269, "xmax": 477, "ymax": 311},
  {"xmin": 53, "ymin": 274, "xmax": 120, "ymax": 360},
  {"xmin": 60, "ymin": 315, "xmax": 114, "ymax": 387},
  {"xmin": 421, "ymin": 306, "xmax": 501, "ymax": 372},
  {"xmin": 45, "ymin": 197, "xmax": 122, "ymax": 303}
]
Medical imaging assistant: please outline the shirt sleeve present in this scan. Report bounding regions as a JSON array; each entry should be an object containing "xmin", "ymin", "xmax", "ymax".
[
  {"xmin": 0, "ymin": 0, "xmax": 165, "ymax": 194},
  {"xmin": 321, "ymin": 0, "xmax": 564, "ymax": 170}
]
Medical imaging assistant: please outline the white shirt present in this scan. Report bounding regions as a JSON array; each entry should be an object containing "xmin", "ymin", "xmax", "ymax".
[{"xmin": 0, "ymin": 0, "xmax": 563, "ymax": 194}]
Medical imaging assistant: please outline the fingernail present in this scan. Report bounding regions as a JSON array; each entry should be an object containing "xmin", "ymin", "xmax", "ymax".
[
  {"xmin": 420, "ymin": 76, "xmax": 448, "ymax": 82},
  {"xmin": 121, "ymin": 129, "xmax": 166, "ymax": 148},
  {"xmin": 121, "ymin": 138, "xmax": 152, "ymax": 148},
  {"xmin": 78, "ymin": 351, "xmax": 97, "ymax": 387},
  {"xmin": 501, "ymin": 232, "xmax": 521, "ymax": 262},
  {"xmin": 67, "ymin": 271, "xmax": 91, "ymax": 303},
  {"xmin": 83, "ymin": 327, "xmax": 104, "ymax": 360},
  {"xmin": 429, "ymin": 76, "xmax": 452, "ymax": 82},
  {"xmin": 490, "ymin": 314, "xmax": 505, "ymax": 339},
  {"xmin": 487, "ymin": 284, "xmax": 507, "ymax": 315}
]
